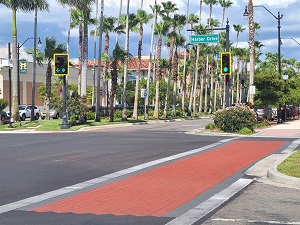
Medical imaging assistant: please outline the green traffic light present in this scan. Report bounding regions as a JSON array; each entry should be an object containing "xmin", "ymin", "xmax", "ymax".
[{"xmin": 223, "ymin": 67, "xmax": 229, "ymax": 73}]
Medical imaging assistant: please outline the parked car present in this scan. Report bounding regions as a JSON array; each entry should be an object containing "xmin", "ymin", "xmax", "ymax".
[
  {"xmin": 41, "ymin": 106, "xmax": 59, "ymax": 119},
  {"xmin": 254, "ymin": 106, "xmax": 273, "ymax": 121},
  {"xmin": 7, "ymin": 105, "xmax": 41, "ymax": 121},
  {"xmin": 1, "ymin": 110, "xmax": 7, "ymax": 121}
]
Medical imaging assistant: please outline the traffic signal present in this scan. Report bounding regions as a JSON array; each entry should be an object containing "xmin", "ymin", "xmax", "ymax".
[
  {"xmin": 220, "ymin": 52, "xmax": 231, "ymax": 75},
  {"xmin": 54, "ymin": 53, "xmax": 69, "ymax": 76}
]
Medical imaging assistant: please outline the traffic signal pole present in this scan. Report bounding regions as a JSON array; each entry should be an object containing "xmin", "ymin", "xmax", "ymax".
[
  {"xmin": 188, "ymin": 19, "xmax": 231, "ymax": 108},
  {"xmin": 225, "ymin": 20, "xmax": 230, "ymax": 107}
]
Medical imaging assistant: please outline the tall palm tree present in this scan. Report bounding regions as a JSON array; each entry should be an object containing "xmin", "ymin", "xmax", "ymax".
[
  {"xmin": 153, "ymin": 21, "xmax": 170, "ymax": 118},
  {"xmin": 248, "ymin": 0, "xmax": 255, "ymax": 104},
  {"xmin": 57, "ymin": 0, "xmax": 96, "ymax": 97},
  {"xmin": 119, "ymin": 11, "xmax": 138, "ymax": 120},
  {"xmin": 171, "ymin": 34, "xmax": 185, "ymax": 116},
  {"xmin": 161, "ymin": 1, "xmax": 179, "ymax": 118},
  {"xmin": 109, "ymin": 44, "xmax": 126, "ymax": 121},
  {"xmin": 132, "ymin": 9, "xmax": 153, "ymax": 120},
  {"xmin": 28, "ymin": 37, "xmax": 66, "ymax": 120},
  {"xmin": 233, "ymin": 24, "xmax": 245, "ymax": 47},
  {"xmin": 31, "ymin": 0, "xmax": 49, "ymax": 121},
  {"xmin": 219, "ymin": 0, "xmax": 233, "ymax": 27},
  {"xmin": 0, "ymin": 0, "xmax": 36, "ymax": 121},
  {"xmin": 145, "ymin": 0, "xmax": 159, "ymax": 120},
  {"xmin": 116, "ymin": 0, "xmax": 123, "ymax": 43},
  {"xmin": 203, "ymin": 0, "xmax": 218, "ymax": 27},
  {"xmin": 181, "ymin": 0, "xmax": 191, "ymax": 114},
  {"xmin": 122, "ymin": 0, "xmax": 130, "ymax": 121},
  {"xmin": 70, "ymin": 8, "xmax": 84, "ymax": 95}
]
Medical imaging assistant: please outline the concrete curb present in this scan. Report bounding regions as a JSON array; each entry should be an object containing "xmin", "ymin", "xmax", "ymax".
[{"xmin": 267, "ymin": 151, "xmax": 300, "ymax": 188}]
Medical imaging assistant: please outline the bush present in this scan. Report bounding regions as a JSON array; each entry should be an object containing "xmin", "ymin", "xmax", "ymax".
[
  {"xmin": 0, "ymin": 98, "xmax": 8, "ymax": 111},
  {"xmin": 213, "ymin": 105, "xmax": 257, "ymax": 133},
  {"xmin": 205, "ymin": 123, "xmax": 216, "ymax": 131},
  {"xmin": 238, "ymin": 127, "xmax": 255, "ymax": 135},
  {"xmin": 86, "ymin": 111, "xmax": 95, "ymax": 120}
]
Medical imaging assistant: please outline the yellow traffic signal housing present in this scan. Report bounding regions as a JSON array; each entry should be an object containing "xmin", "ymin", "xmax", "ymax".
[
  {"xmin": 220, "ymin": 52, "xmax": 231, "ymax": 75},
  {"xmin": 54, "ymin": 53, "xmax": 69, "ymax": 76}
]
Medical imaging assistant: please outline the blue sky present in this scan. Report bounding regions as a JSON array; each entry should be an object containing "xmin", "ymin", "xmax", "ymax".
[{"xmin": 0, "ymin": 0, "xmax": 300, "ymax": 63}]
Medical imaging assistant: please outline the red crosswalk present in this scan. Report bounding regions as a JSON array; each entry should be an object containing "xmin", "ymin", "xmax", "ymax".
[{"xmin": 33, "ymin": 140, "xmax": 285, "ymax": 217}]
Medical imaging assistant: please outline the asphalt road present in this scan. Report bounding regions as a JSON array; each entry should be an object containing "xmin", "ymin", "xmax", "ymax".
[{"xmin": 0, "ymin": 118, "xmax": 299, "ymax": 225}]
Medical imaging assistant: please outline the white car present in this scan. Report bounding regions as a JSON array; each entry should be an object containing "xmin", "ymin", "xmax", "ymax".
[{"xmin": 7, "ymin": 105, "xmax": 41, "ymax": 121}]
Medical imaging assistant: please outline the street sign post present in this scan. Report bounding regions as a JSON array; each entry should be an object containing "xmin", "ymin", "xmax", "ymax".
[
  {"xmin": 189, "ymin": 34, "xmax": 220, "ymax": 44},
  {"xmin": 141, "ymin": 89, "xmax": 148, "ymax": 98}
]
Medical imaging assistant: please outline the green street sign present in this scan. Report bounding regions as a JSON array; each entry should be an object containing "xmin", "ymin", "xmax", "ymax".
[
  {"xmin": 190, "ymin": 34, "xmax": 219, "ymax": 44},
  {"xmin": 19, "ymin": 59, "xmax": 27, "ymax": 74}
]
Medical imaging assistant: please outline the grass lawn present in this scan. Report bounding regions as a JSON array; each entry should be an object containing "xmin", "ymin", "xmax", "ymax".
[{"xmin": 277, "ymin": 151, "xmax": 300, "ymax": 178}]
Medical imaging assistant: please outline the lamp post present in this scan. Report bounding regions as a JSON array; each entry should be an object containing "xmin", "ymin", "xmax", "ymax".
[
  {"xmin": 17, "ymin": 37, "xmax": 42, "ymax": 107},
  {"xmin": 244, "ymin": 5, "xmax": 283, "ymax": 75}
]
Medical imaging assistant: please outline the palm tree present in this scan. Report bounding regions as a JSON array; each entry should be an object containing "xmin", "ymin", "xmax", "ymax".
[
  {"xmin": 28, "ymin": 37, "xmax": 66, "ymax": 120},
  {"xmin": 119, "ymin": 10, "xmax": 138, "ymax": 120},
  {"xmin": 109, "ymin": 43, "xmax": 129, "ymax": 122},
  {"xmin": 30, "ymin": 0, "xmax": 49, "ymax": 121},
  {"xmin": 116, "ymin": 0, "xmax": 123, "ymax": 43},
  {"xmin": 171, "ymin": 34, "xmax": 185, "ymax": 116},
  {"xmin": 248, "ymin": 0, "xmax": 255, "ymax": 104},
  {"xmin": 219, "ymin": 0, "xmax": 233, "ymax": 27},
  {"xmin": 145, "ymin": 0, "xmax": 159, "ymax": 120},
  {"xmin": 122, "ymin": 0, "xmax": 130, "ymax": 121},
  {"xmin": 70, "ymin": 8, "xmax": 84, "ymax": 95},
  {"xmin": 203, "ymin": 0, "xmax": 218, "ymax": 27},
  {"xmin": 161, "ymin": 1, "xmax": 179, "ymax": 118},
  {"xmin": 102, "ymin": 16, "xmax": 117, "ymax": 108},
  {"xmin": 153, "ymin": 21, "xmax": 170, "ymax": 118},
  {"xmin": 0, "ymin": 0, "xmax": 36, "ymax": 121},
  {"xmin": 57, "ymin": 0, "xmax": 96, "ymax": 97},
  {"xmin": 132, "ymin": 9, "xmax": 153, "ymax": 120},
  {"xmin": 233, "ymin": 24, "xmax": 245, "ymax": 47}
]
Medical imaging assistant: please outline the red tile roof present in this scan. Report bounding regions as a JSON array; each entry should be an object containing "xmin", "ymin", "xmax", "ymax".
[{"xmin": 79, "ymin": 56, "xmax": 151, "ymax": 70}]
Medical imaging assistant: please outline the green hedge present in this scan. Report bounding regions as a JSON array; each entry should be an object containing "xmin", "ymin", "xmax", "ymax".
[{"xmin": 213, "ymin": 105, "xmax": 257, "ymax": 133}]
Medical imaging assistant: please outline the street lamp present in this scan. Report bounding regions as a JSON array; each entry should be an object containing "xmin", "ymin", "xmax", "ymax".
[
  {"xmin": 17, "ymin": 37, "xmax": 42, "ymax": 106},
  {"xmin": 244, "ymin": 5, "xmax": 283, "ymax": 75}
]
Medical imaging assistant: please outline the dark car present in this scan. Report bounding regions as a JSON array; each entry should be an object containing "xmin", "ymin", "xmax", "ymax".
[
  {"xmin": 254, "ymin": 107, "xmax": 273, "ymax": 121},
  {"xmin": 1, "ymin": 110, "xmax": 7, "ymax": 121}
]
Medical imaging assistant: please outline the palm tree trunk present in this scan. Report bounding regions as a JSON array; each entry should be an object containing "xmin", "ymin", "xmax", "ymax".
[
  {"xmin": 92, "ymin": 0, "xmax": 99, "ymax": 107},
  {"xmin": 116, "ymin": 0, "xmax": 123, "ymax": 44},
  {"xmin": 81, "ymin": 19, "xmax": 88, "ymax": 96},
  {"xmin": 248, "ymin": 0, "xmax": 255, "ymax": 104},
  {"xmin": 133, "ymin": 23, "xmax": 143, "ymax": 120},
  {"xmin": 122, "ymin": 0, "xmax": 130, "ymax": 121},
  {"xmin": 31, "ymin": 6, "xmax": 38, "ymax": 121},
  {"xmin": 154, "ymin": 36, "xmax": 162, "ymax": 119},
  {"xmin": 78, "ymin": 23, "xmax": 83, "ymax": 95},
  {"xmin": 95, "ymin": 0, "xmax": 104, "ymax": 122},
  {"xmin": 12, "ymin": 7, "xmax": 19, "ymax": 122},
  {"xmin": 181, "ymin": 0, "xmax": 189, "ymax": 114},
  {"xmin": 193, "ymin": 45, "xmax": 200, "ymax": 116},
  {"xmin": 145, "ymin": 0, "xmax": 157, "ymax": 120}
]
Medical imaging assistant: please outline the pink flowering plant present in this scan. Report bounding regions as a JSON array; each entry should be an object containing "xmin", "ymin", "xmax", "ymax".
[{"xmin": 213, "ymin": 104, "xmax": 257, "ymax": 133}]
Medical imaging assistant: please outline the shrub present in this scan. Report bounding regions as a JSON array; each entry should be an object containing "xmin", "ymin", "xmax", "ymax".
[
  {"xmin": 238, "ymin": 127, "xmax": 255, "ymax": 135},
  {"xmin": 86, "ymin": 111, "xmax": 95, "ymax": 120},
  {"xmin": 0, "ymin": 98, "xmax": 8, "ymax": 111},
  {"xmin": 205, "ymin": 123, "xmax": 216, "ymax": 131},
  {"xmin": 213, "ymin": 104, "xmax": 257, "ymax": 133}
]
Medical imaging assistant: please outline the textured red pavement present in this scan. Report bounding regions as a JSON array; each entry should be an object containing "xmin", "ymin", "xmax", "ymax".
[{"xmin": 33, "ymin": 140, "xmax": 285, "ymax": 217}]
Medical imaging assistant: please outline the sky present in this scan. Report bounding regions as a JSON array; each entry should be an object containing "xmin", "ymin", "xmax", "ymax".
[{"xmin": 0, "ymin": 0, "xmax": 300, "ymax": 63}]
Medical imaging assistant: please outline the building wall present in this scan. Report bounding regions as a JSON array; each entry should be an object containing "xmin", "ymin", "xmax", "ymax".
[{"xmin": 0, "ymin": 60, "xmax": 98, "ymax": 107}]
